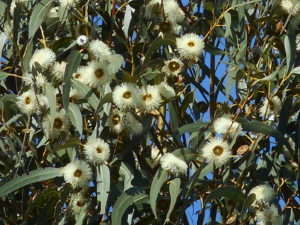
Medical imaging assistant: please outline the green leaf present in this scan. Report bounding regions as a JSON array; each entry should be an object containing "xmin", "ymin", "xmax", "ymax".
[
  {"xmin": 111, "ymin": 188, "xmax": 148, "ymax": 225},
  {"xmin": 150, "ymin": 169, "xmax": 168, "ymax": 219},
  {"xmin": 0, "ymin": 114, "xmax": 22, "ymax": 133},
  {"xmin": 45, "ymin": 82, "xmax": 56, "ymax": 115},
  {"xmin": 284, "ymin": 34, "xmax": 295, "ymax": 74},
  {"xmin": 204, "ymin": 186, "xmax": 245, "ymax": 206},
  {"xmin": 165, "ymin": 178, "xmax": 181, "ymax": 222},
  {"xmin": 67, "ymin": 103, "xmax": 83, "ymax": 135},
  {"xmin": 142, "ymin": 34, "xmax": 176, "ymax": 69},
  {"xmin": 119, "ymin": 162, "xmax": 134, "ymax": 191},
  {"xmin": 28, "ymin": 0, "xmax": 53, "ymax": 38},
  {"xmin": 0, "ymin": 167, "xmax": 61, "ymax": 197},
  {"xmin": 63, "ymin": 50, "xmax": 81, "ymax": 111},
  {"xmin": 237, "ymin": 118, "xmax": 292, "ymax": 151},
  {"xmin": 97, "ymin": 164, "xmax": 110, "ymax": 214},
  {"xmin": 176, "ymin": 120, "xmax": 208, "ymax": 135},
  {"xmin": 172, "ymin": 148, "xmax": 198, "ymax": 162},
  {"xmin": 71, "ymin": 80, "xmax": 100, "ymax": 111},
  {"xmin": 241, "ymin": 193, "xmax": 256, "ymax": 221}
]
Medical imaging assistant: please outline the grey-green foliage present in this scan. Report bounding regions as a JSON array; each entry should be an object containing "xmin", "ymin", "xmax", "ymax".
[{"xmin": 0, "ymin": 0, "xmax": 299, "ymax": 224}]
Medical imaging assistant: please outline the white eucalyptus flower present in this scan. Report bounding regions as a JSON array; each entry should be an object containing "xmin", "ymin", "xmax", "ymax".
[
  {"xmin": 84, "ymin": 137, "xmax": 110, "ymax": 164},
  {"xmin": 249, "ymin": 184, "xmax": 274, "ymax": 206},
  {"xmin": 161, "ymin": 58, "xmax": 183, "ymax": 77},
  {"xmin": 23, "ymin": 73, "xmax": 47, "ymax": 89},
  {"xmin": 42, "ymin": 109, "xmax": 70, "ymax": 139},
  {"xmin": 213, "ymin": 116, "xmax": 242, "ymax": 136},
  {"xmin": 112, "ymin": 83, "xmax": 140, "ymax": 109},
  {"xmin": 281, "ymin": 0, "xmax": 300, "ymax": 15},
  {"xmin": 160, "ymin": 153, "xmax": 187, "ymax": 174},
  {"xmin": 107, "ymin": 109, "xmax": 125, "ymax": 134},
  {"xmin": 163, "ymin": 0, "xmax": 185, "ymax": 23},
  {"xmin": 125, "ymin": 112, "xmax": 143, "ymax": 136},
  {"xmin": 139, "ymin": 85, "xmax": 161, "ymax": 111},
  {"xmin": 16, "ymin": 90, "xmax": 37, "ymax": 115},
  {"xmin": 52, "ymin": 61, "xmax": 67, "ymax": 83},
  {"xmin": 59, "ymin": 0, "xmax": 77, "ymax": 7},
  {"xmin": 70, "ymin": 193, "xmax": 86, "ymax": 214},
  {"xmin": 72, "ymin": 66, "xmax": 89, "ymax": 84},
  {"xmin": 61, "ymin": 160, "xmax": 92, "ymax": 188},
  {"xmin": 158, "ymin": 82, "xmax": 176, "ymax": 99},
  {"xmin": 259, "ymin": 96, "xmax": 281, "ymax": 119},
  {"xmin": 84, "ymin": 61, "xmax": 111, "ymax": 88},
  {"xmin": 176, "ymin": 33, "xmax": 205, "ymax": 61},
  {"xmin": 256, "ymin": 204, "xmax": 279, "ymax": 225},
  {"xmin": 201, "ymin": 138, "xmax": 231, "ymax": 167},
  {"xmin": 30, "ymin": 48, "xmax": 56, "ymax": 70},
  {"xmin": 88, "ymin": 39, "xmax": 112, "ymax": 60}
]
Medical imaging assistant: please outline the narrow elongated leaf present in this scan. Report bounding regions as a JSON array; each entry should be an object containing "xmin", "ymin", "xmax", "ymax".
[
  {"xmin": 119, "ymin": 162, "xmax": 134, "ymax": 191},
  {"xmin": 172, "ymin": 148, "xmax": 198, "ymax": 162},
  {"xmin": 237, "ymin": 118, "xmax": 291, "ymax": 150},
  {"xmin": 0, "ymin": 167, "xmax": 61, "ymax": 197},
  {"xmin": 71, "ymin": 80, "xmax": 100, "ymax": 110},
  {"xmin": 97, "ymin": 164, "xmax": 110, "ymax": 214},
  {"xmin": 142, "ymin": 34, "xmax": 176, "ymax": 69},
  {"xmin": 28, "ymin": 0, "xmax": 53, "ymax": 38},
  {"xmin": 165, "ymin": 178, "xmax": 181, "ymax": 222},
  {"xmin": 63, "ymin": 50, "xmax": 81, "ymax": 111},
  {"xmin": 204, "ymin": 186, "xmax": 245, "ymax": 206},
  {"xmin": 68, "ymin": 103, "xmax": 83, "ymax": 135},
  {"xmin": 150, "ymin": 169, "xmax": 168, "ymax": 219},
  {"xmin": 111, "ymin": 188, "xmax": 148, "ymax": 225},
  {"xmin": 176, "ymin": 120, "xmax": 207, "ymax": 135},
  {"xmin": 241, "ymin": 193, "xmax": 256, "ymax": 221},
  {"xmin": 0, "ymin": 71, "xmax": 8, "ymax": 80}
]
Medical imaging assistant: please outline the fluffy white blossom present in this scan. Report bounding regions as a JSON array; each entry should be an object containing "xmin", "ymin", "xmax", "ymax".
[
  {"xmin": 84, "ymin": 137, "xmax": 110, "ymax": 164},
  {"xmin": 30, "ymin": 48, "xmax": 56, "ymax": 70},
  {"xmin": 70, "ymin": 193, "xmax": 86, "ymax": 214},
  {"xmin": 176, "ymin": 33, "xmax": 205, "ymax": 61},
  {"xmin": 16, "ymin": 90, "xmax": 37, "ymax": 115},
  {"xmin": 163, "ymin": 0, "xmax": 185, "ymax": 23},
  {"xmin": 23, "ymin": 73, "xmax": 47, "ymax": 88},
  {"xmin": 151, "ymin": 147, "xmax": 167, "ymax": 166},
  {"xmin": 125, "ymin": 112, "xmax": 144, "ymax": 136},
  {"xmin": 158, "ymin": 21, "xmax": 182, "ymax": 35},
  {"xmin": 84, "ymin": 61, "xmax": 111, "ymax": 88},
  {"xmin": 42, "ymin": 109, "xmax": 70, "ymax": 139},
  {"xmin": 37, "ymin": 94, "xmax": 49, "ymax": 109},
  {"xmin": 72, "ymin": 66, "xmax": 88, "ymax": 84},
  {"xmin": 249, "ymin": 184, "xmax": 274, "ymax": 206},
  {"xmin": 160, "ymin": 153, "xmax": 187, "ymax": 174},
  {"xmin": 61, "ymin": 160, "xmax": 92, "ymax": 188},
  {"xmin": 77, "ymin": 35, "xmax": 89, "ymax": 46},
  {"xmin": 162, "ymin": 58, "xmax": 183, "ymax": 77},
  {"xmin": 88, "ymin": 39, "xmax": 112, "ymax": 60},
  {"xmin": 259, "ymin": 96, "xmax": 281, "ymax": 119},
  {"xmin": 281, "ymin": 0, "xmax": 300, "ymax": 15},
  {"xmin": 112, "ymin": 83, "xmax": 140, "ymax": 109},
  {"xmin": 158, "ymin": 82, "xmax": 176, "ymax": 99},
  {"xmin": 59, "ymin": 0, "xmax": 77, "ymax": 7},
  {"xmin": 213, "ymin": 116, "xmax": 242, "ymax": 136},
  {"xmin": 256, "ymin": 204, "xmax": 279, "ymax": 225},
  {"xmin": 201, "ymin": 138, "xmax": 231, "ymax": 167},
  {"xmin": 107, "ymin": 109, "xmax": 125, "ymax": 134},
  {"xmin": 139, "ymin": 85, "xmax": 161, "ymax": 111},
  {"xmin": 69, "ymin": 88, "xmax": 82, "ymax": 103},
  {"xmin": 52, "ymin": 61, "xmax": 66, "ymax": 83},
  {"xmin": 145, "ymin": 0, "xmax": 185, "ymax": 23}
]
